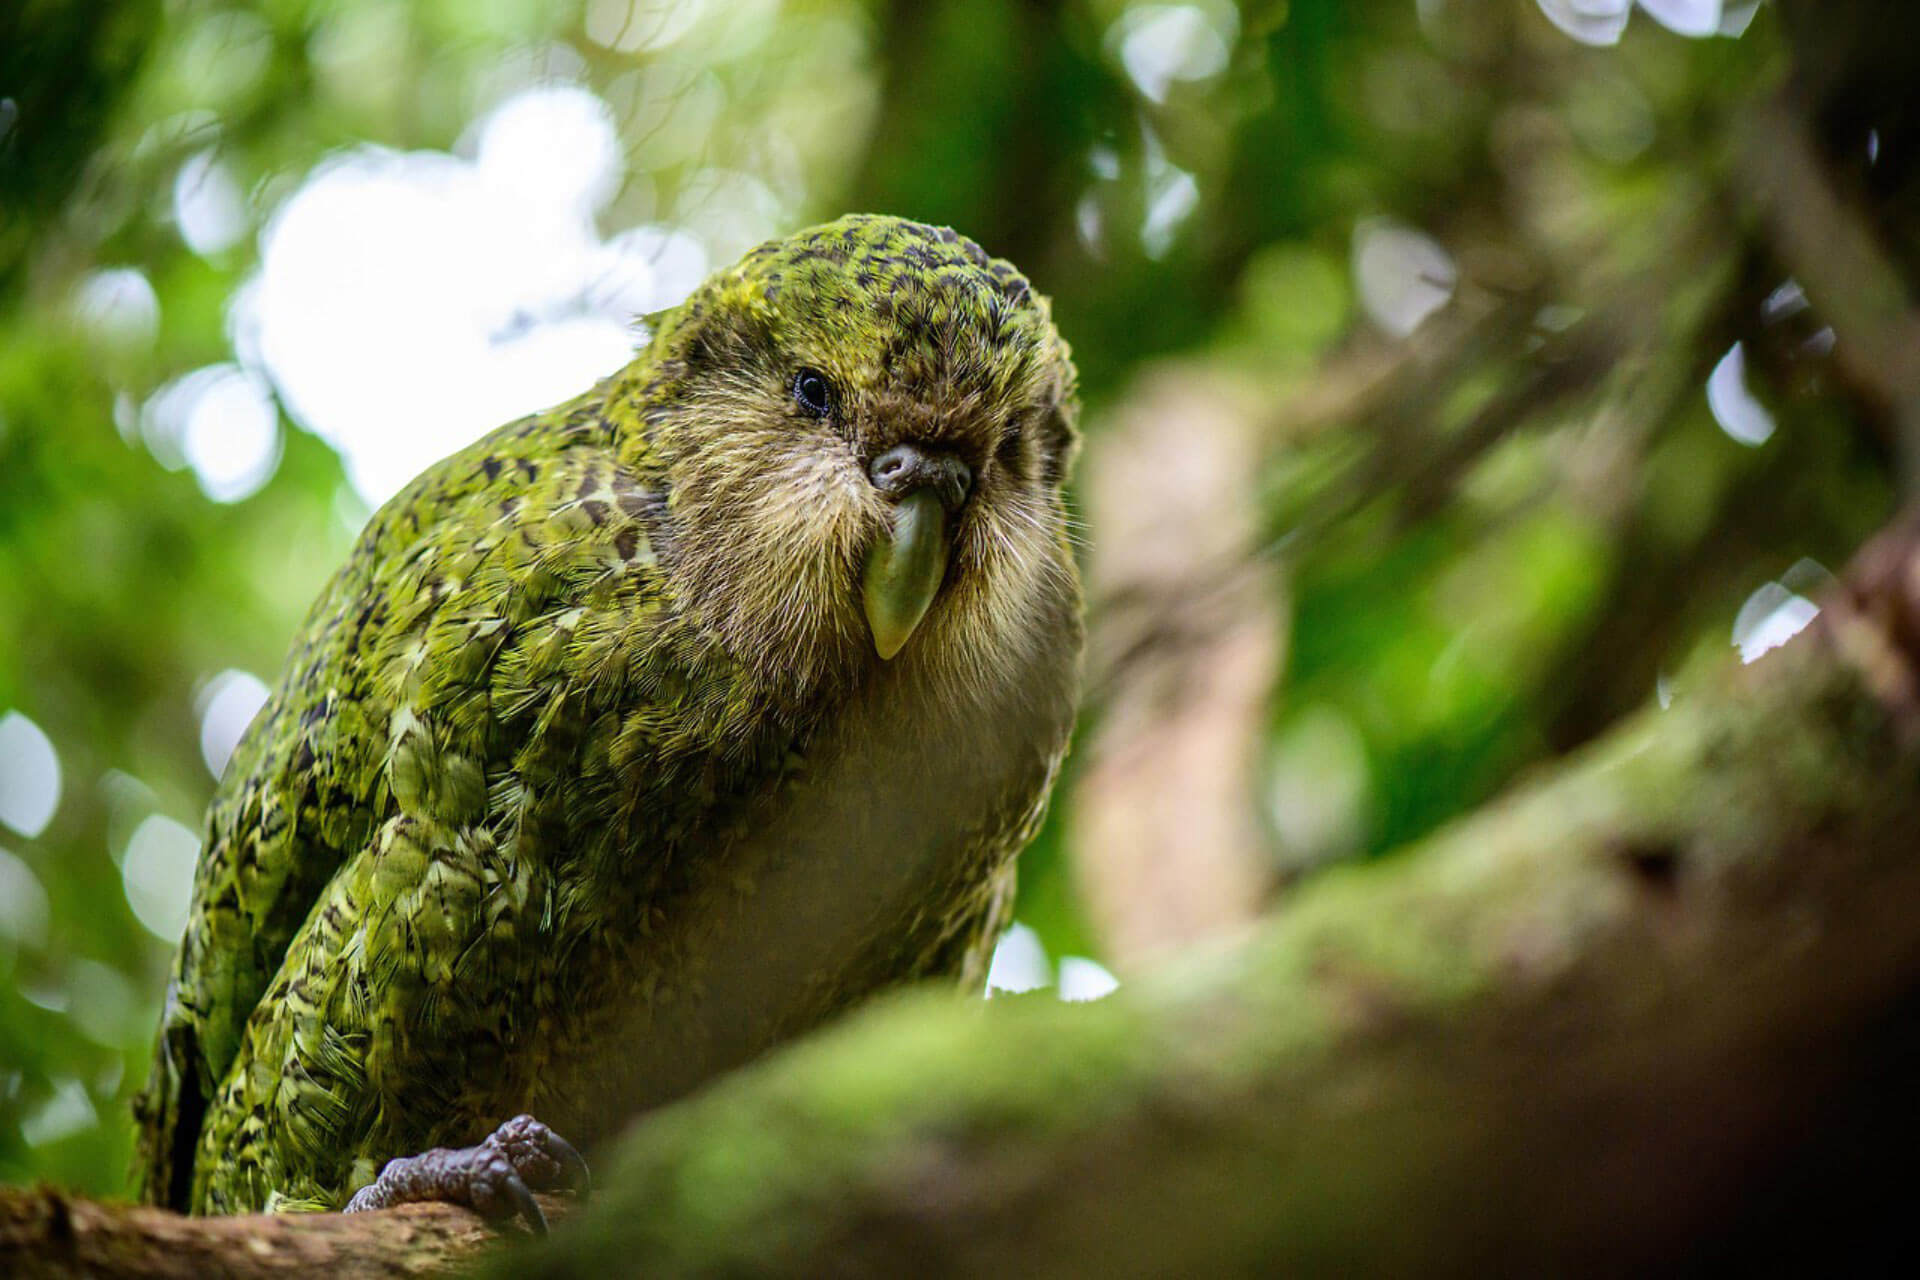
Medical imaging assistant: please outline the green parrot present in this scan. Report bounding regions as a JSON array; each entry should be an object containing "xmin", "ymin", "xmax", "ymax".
[{"xmin": 133, "ymin": 214, "xmax": 1083, "ymax": 1224}]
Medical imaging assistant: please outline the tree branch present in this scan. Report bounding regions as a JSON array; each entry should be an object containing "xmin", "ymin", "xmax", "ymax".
[
  {"xmin": 515, "ymin": 512, "xmax": 1920, "ymax": 1276},
  {"xmin": 15, "ymin": 513, "xmax": 1920, "ymax": 1275},
  {"xmin": 0, "ymin": 1186, "xmax": 570, "ymax": 1279}
]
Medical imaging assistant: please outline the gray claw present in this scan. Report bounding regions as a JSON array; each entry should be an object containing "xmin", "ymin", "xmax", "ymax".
[
  {"xmin": 546, "ymin": 1129, "xmax": 592, "ymax": 1200},
  {"xmin": 340, "ymin": 1113, "xmax": 586, "ymax": 1233},
  {"xmin": 485, "ymin": 1113, "xmax": 592, "ymax": 1200},
  {"xmin": 503, "ymin": 1170, "xmax": 547, "ymax": 1235}
]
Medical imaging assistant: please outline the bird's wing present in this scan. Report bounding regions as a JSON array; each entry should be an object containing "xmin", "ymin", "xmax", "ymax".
[{"xmin": 134, "ymin": 387, "xmax": 662, "ymax": 1207}]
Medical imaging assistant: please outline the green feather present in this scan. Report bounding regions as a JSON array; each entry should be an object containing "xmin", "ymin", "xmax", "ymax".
[{"xmin": 134, "ymin": 215, "xmax": 1083, "ymax": 1213}]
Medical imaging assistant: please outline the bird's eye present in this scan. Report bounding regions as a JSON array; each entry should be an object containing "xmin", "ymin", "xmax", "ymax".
[{"xmin": 791, "ymin": 367, "xmax": 833, "ymax": 418}]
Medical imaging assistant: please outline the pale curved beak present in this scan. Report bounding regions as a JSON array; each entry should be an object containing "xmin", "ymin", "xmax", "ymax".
[{"xmin": 862, "ymin": 489, "xmax": 949, "ymax": 659}]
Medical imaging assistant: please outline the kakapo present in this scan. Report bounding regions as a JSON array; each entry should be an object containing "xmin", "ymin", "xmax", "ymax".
[{"xmin": 135, "ymin": 214, "xmax": 1084, "ymax": 1225}]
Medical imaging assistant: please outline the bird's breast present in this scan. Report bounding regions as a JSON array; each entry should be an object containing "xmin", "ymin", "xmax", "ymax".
[{"xmin": 535, "ymin": 659, "xmax": 1066, "ymax": 1135}]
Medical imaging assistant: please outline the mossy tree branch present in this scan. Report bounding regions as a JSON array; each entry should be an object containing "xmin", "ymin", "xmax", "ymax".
[
  {"xmin": 12, "ymin": 517, "xmax": 1920, "ymax": 1275},
  {"xmin": 513, "ymin": 514, "xmax": 1920, "ymax": 1276}
]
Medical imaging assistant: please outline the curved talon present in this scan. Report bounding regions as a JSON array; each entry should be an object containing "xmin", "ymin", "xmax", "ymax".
[
  {"xmin": 502, "ymin": 1171, "xmax": 547, "ymax": 1235},
  {"xmin": 544, "ymin": 1128, "xmax": 592, "ymax": 1199}
]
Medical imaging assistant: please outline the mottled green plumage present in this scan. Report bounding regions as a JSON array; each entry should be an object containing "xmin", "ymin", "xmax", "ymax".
[{"xmin": 134, "ymin": 214, "xmax": 1082, "ymax": 1213}]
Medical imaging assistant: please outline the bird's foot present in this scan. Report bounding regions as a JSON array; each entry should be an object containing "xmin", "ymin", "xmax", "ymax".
[{"xmin": 342, "ymin": 1113, "xmax": 590, "ymax": 1233}]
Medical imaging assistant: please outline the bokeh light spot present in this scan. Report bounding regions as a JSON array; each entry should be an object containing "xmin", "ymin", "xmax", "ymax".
[
  {"xmin": 1353, "ymin": 219, "xmax": 1456, "ymax": 338},
  {"xmin": 1732, "ymin": 581, "xmax": 1819, "ymax": 664},
  {"xmin": 1057, "ymin": 956, "xmax": 1121, "ymax": 1002},
  {"xmin": 173, "ymin": 149, "xmax": 248, "ymax": 257},
  {"xmin": 141, "ymin": 362, "xmax": 284, "ymax": 500},
  {"xmin": 1141, "ymin": 166, "xmax": 1198, "ymax": 260},
  {"xmin": 1717, "ymin": 2, "xmax": 1761, "ymax": 36},
  {"xmin": 1762, "ymin": 279, "xmax": 1808, "ymax": 322},
  {"xmin": 986, "ymin": 921, "xmax": 1051, "ymax": 995},
  {"xmin": 121, "ymin": 814, "xmax": 201, "ymax": 941},
  {"xmin": 180, "ymin": 365, "xmax": 283, "ymax": 502},
  {"xmin": 197, "ymin": 670, "xmax": 271, "ymax": 780},
  {"xmin": 471, "ymin": 84, "xmax": 622, "ymax": 219},
  {"xmin": 1109, "ymin": 4, "xmax": 1237, "ymax": 104},
  {"xmin": 1707, "ymin": 342, "xmax": 1775, "ymax": 446},
  {"xmin": 1536, "ymin": 0, "xmax": 1756, "ymax": 44},
  {"xmin": 252, "ymin": 84, "xmax": 686, "ymax": 505},
  {"xmin": 0, "ymin": 845, "xmax": 51, "ymax": 946},
  {"xmin": 0, "ymin": 711, "xmax": 62, "ymax": 840},
  {"xmin": 1638, "ymin": 0, "xmax": 1722, "ymax": 37},
  {"xmin": 21, "ymin": 1078, "xmax": 96, "ymax": 1149},
  {"xmin": 71, "ymin": 268, "xmax": 160, "ymax": 348},
  {"xmin": 1534, "ymin": 0, "xmax": 1631, "ymax": 46},
  {"xmin": 1076, "ymin": 194, "xmax": 1105, "ymax": 257}
]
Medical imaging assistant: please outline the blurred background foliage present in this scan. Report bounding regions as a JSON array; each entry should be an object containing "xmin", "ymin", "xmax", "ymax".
[{"xmin": 0, "ymin": 0, "xmax": 1893, "ymax": 1198}]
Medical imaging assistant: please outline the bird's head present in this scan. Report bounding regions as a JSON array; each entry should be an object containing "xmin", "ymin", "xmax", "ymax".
[{"xmin": 619, "ymin": 214, "xmax": 1082, "ymax": 702}]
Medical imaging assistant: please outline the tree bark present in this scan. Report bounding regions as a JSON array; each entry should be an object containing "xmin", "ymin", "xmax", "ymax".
[
  {"xmin": 0, "ymin": 1185, "xmax": 570, "ymax": 1279},
  {"xmin": 13, "ymin": 514, "xmax": 1920, "ymax": 1276}
]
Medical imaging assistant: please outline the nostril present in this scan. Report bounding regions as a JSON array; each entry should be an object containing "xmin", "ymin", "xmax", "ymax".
[
  {"xmin": 869, "ymin": 445, "xmax": 918, "ymax": 491},
  {"xmin": 870, "ymin": 443, "xmax": 970, "ymax": 511},
  {"xmin": 946, "ymin": 460, "xmax": 973, "ymax": 510}
]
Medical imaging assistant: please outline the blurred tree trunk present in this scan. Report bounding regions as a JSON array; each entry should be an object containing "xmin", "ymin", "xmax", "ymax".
[
  {"xmin": 1071, "ymin": 369, "xmax": 1283, "ymax": 966},
  {"xmin": 12, "ymin": 508, "xmax": 1920, "ymax": 1274}
]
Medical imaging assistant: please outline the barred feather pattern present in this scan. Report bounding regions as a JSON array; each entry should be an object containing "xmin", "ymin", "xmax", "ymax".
[{"xmin": 134, "ymin": 215, "xmax": 1083, "ymax": 1214}]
